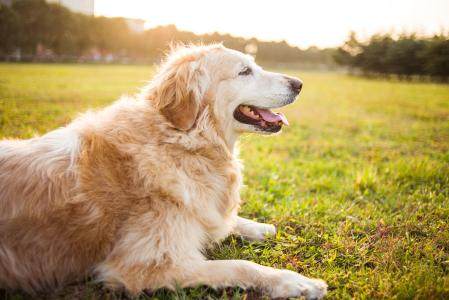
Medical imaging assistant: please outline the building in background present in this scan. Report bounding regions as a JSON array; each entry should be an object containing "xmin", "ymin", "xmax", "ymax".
[{"xmin": 47, "ymin": 0, "xmax": 94, "ymax": 15}]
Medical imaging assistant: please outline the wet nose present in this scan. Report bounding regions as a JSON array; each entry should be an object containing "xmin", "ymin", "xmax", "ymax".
[{"xmin": 288, "ymin": 78, "xmax": 303, "ymax": 94}]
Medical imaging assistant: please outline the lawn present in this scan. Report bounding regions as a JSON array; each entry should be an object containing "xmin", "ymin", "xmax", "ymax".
[{"xmin": 0, "ymin": 63, "xmax": 448, "ymax": 299}]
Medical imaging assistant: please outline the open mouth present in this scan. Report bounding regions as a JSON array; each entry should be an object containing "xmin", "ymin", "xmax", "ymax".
[{"xmin": 233, "ymin": 105, "xmax": 289, "ymax": 132}]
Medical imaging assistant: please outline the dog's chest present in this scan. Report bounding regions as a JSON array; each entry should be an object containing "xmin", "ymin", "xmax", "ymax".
[
  {"xmin": 190, "ymin": 156, "xmax": 241, "ymax": 206},
  {"xmin": 178, "ymin": 154, "xmax": 243, "ymax": 239},
  {"xmin": 136, "ymin": 141, "xmax": 243, "ymax": 240}
]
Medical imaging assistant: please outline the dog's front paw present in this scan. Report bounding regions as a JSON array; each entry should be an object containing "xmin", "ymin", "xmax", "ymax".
[
  {"xmin": 248, "ymin": 223, "xmax": 276, "ymax": 241},
  {"xmin": 269, "ymin": 269, "xmax": 327, "ymax": 299}
]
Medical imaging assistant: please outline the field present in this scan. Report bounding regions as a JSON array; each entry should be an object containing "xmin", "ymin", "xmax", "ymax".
[{"xmin": 0, "ymin": 63, "xmax": 448, "ymax": 299}]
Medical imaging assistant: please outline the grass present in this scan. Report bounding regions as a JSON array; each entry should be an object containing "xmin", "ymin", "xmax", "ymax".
[{"xmin": 0, "ymin": 63, "xmax": 448, "ymax": 299}]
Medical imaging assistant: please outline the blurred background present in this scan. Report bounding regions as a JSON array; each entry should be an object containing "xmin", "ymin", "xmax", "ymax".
[{"xmin": 0, "ymin": 0, "xmax": 448, "ymax": 78}]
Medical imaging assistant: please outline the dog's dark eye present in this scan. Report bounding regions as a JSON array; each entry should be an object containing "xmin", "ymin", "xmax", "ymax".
[{"xmin": 238, "ymin": 66, "xmax": 252, "ymax": 76}]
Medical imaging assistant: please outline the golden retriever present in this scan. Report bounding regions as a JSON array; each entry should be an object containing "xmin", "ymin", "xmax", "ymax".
[{"xmin": 0, "ymin": 44, "xmax": 327, "ymax": 299}]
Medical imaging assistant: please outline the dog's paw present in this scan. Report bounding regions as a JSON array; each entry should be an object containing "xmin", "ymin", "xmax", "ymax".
[
  {"xmin": 246, "ymin": 223, "xmax": 276, "ymax": 241},
  {"xmin": 269, "ymin": 269, "xmax": 327, "ymax": 299}
]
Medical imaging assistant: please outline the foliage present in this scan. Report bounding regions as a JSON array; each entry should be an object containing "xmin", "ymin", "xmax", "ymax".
[
  {"xmin": 335, "ymin": 32, "xmax": 449, "ymax": 80},
  {"xmin": 0, "ymin": 64, "xmax": 448, "ymax": 299},
  {"xmin": 0, "ymin": 4, "xmax": 21, "ymax": 54},
  {"xmin": 0, "ymin": 0, "xmax": 335, "ymax": 65}
]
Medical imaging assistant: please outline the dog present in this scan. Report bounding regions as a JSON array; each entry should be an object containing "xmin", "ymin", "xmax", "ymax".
[{"xmin": 0, "ymin": 44, "xmax": 327, "ymax": 299}]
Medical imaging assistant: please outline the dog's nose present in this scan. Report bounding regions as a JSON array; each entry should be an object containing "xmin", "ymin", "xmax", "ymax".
[{"xmin": 288, "ymin": 78, "xmax": 303, "ymax": 94}]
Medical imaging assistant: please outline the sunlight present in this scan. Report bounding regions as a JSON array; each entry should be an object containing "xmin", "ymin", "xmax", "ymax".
[{"xmin": 94, "ymin": 0, "xmax": 449, "ymax": 48}]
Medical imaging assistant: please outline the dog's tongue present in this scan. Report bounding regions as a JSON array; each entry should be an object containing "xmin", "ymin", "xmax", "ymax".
[{"xmin": 254, "ymin": 108, "xmax": 289, "ymax": 125}]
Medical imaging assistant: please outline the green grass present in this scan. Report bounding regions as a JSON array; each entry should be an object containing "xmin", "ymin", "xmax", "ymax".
[{"xmin": 1, "ymin": 63, "xmax": 449, "ymax": 299}]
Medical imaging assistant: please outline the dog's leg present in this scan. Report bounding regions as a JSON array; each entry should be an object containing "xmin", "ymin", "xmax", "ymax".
[
  {"xmin": 99, "ymin": 258, "xmax": 327, "ymax": 299},
  {"xmin": 177, "ymin": 259, "xmax": 327, "ymax": 299},
  {"xmin": 97, "ymin": 210, "xmax": 323, "ymax": 298},
  {"xmin": 233, "ymin": 216, "xmax": 276, "ymax": 241}
]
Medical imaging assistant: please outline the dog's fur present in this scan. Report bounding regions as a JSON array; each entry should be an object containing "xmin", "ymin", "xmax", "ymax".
[{"xmin": 0, "ymin": 45, "xmax": 327, "ymax": 299}]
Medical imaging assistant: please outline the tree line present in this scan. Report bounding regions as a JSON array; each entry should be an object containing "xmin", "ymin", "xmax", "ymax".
[
  {"xmin": 0, "ymin": 0, "xmax": 335, "ymax": 67},
  {"xmin": 1, "ymin": 0, "xmax": 448, "ymax": 80},
  {"xmin": 334, "ymin": 32, "xmax": 449, "ymax": 80}
]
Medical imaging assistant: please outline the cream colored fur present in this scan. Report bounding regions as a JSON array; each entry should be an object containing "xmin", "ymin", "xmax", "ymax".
[{"xmin": 0, "ymin": 45, "xmax": 327, "ymax": 299}]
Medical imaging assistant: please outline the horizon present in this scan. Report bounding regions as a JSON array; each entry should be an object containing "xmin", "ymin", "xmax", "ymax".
[{"xmin": 94, "ymin": 0, "xmax": 449, "ymax": 49}]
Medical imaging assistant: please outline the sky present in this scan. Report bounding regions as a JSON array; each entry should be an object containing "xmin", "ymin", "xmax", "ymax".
[{"xmin": 95, "ymin": 0, "xmax": 449, "ymax": 49}]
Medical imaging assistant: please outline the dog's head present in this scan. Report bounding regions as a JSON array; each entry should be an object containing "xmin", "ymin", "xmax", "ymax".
[{"xmin": 147, "ymin": 44, "xmax": 302, "ymax": 138}]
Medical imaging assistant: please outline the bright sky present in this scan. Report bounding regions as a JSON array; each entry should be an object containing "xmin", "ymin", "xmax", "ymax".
[{"xmin": 95, "ymin": 0, "xmax": 449, "ymax": 49}]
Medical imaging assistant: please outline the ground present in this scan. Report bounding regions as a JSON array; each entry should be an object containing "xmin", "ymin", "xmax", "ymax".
[{"xmin": 0, "ymin": 63, "xmax": 448, "ymax": 299}]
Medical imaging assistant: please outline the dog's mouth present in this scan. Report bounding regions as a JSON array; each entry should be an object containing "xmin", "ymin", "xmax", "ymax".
[{"xmin": 233, "ymin": 105, "xmax": 289, "ymax": 132}]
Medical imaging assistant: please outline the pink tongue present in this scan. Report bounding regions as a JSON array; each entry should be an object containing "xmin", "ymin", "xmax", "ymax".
[{"xmin": 255, "ymin": 108, "xmax": 289, "ymax": 126}]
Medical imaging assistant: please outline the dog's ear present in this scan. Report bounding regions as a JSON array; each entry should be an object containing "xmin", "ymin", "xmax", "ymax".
[{"xmin": 151, "ymin": 59, "xmax": 209, "ymax": 131}]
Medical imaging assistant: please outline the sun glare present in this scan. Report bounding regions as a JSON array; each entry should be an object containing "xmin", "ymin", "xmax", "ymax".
[{"xmin": 84, "ymin": 0, "xmax": 449, "ymax": 48}]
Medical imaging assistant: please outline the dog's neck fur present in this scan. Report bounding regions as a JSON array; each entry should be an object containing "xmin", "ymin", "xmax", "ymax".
[{"xmin": 194, "ymin": 105, "xmax": 239, "ymax": 155}]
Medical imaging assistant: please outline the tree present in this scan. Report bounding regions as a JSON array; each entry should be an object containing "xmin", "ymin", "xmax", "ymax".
[
  {"xmin": 334, "ymin": 31, "xmax": 362, "ymax": 69},
  {"xmin": 384, "ymin": 35, "xmax": 426, "ymax": 77},
  {"xmin": 0, "ymin": 4, "xmax": 21, "ymax": 55},
  {"xmin": 424, "ymin": 36, "xmax": 449, "ymax": 80}
]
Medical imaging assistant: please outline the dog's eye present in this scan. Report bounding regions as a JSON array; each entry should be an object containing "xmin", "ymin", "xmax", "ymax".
[{"xmin": 238, "ymin": 66, "xmax": 252, "ymax": 76}]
